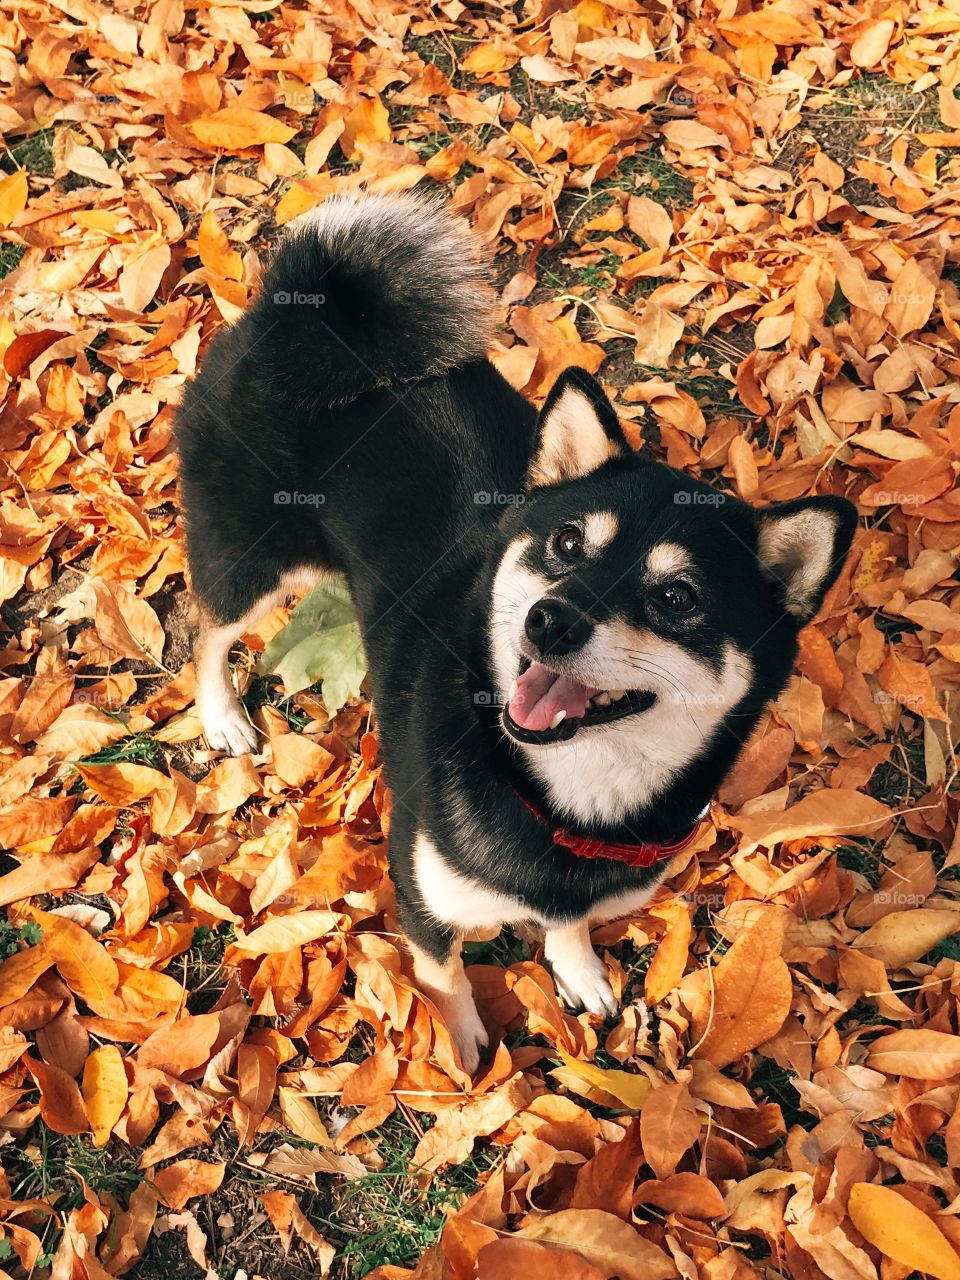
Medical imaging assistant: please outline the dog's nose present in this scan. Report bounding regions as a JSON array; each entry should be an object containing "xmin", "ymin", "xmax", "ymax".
[{"xmin": 525, "ymin": 599, "xmax": 593, "ymax": 656}]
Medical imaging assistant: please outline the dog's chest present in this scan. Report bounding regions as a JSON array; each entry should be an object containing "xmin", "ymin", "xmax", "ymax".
[{"xmin": 411, "ymin": 831, "xmax": 665, "ymax": 931}]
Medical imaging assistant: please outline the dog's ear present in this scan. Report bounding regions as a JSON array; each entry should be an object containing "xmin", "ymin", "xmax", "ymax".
[
  {"xmin": 756, "ymin": 496, "xmax": 857, "ymax": 624},
  {"xmin": 528, "ymin": 367, "xmax": 630, "ymax": 488}
]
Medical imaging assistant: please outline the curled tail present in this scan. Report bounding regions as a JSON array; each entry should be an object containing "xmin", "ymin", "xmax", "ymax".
[{"xmin": 263, "ymin": 192, "xmax": 494, "ymax": 403}]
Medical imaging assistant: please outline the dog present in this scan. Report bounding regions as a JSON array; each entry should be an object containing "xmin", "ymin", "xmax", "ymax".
[{"xmin": 175, "ymin": 192, "xmax": 856, "ymax": 1073}]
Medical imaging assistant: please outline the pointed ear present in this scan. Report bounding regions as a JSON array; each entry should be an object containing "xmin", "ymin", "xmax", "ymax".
[
  {"xmin": 756, "ymin": 496, "xmax": 857, "ymax": 624},
  {"xmin": 527, "ymin": 367, "xmax": 630, "ymax": 488}
]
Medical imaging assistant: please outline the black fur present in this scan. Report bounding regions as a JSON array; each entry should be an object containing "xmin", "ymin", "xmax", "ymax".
[{"xmin": 175, "ymin": 195, "xmax": 857, "ymax": 971}]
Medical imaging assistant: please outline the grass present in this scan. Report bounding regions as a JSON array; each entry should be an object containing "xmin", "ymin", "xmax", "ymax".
[
  {"xmin": 79, "ymin": 730, "xmax": 166, "ymax": 769},
  {"xmin": 244, "ymin": 672, "xmax": 313, "ymax": 731},
  {"xmin": 2, "ymin": 127, "xmax": 54, "ymax": 177},
  {"xmin": 748, "ymin": 1057, "xmax": 814, "ymax": 1133},
  {"xmin": 604, "ymin": 149, "xmax": 694, "ymax": 206},
  {"xmin": 776, "ymin": 70, "xmax": 953, "ymax": 205},
  {"xmin": 0, "ymin": 242, "xmax": 24, "ymax": 277},
  {"xmin": 2, "ymin": 1130, "xmax": 146, "ymax": 1266},
  {"xmin": 182, "ymin": 923, "xmax": 234, "ymax": 1013},
  {"xmin": 813, "ymin": 72, "xmax": 941, "ymax": 129},
  {"xmin": 922, "ymin": 931, "xmax": 960, "ymax": 965},
  {"xmin": 837, "ymin": 841, "xmax": 884, "ymax": 887},
  {"xmin": 327, "ymin": 1112, "xmax": 498, "ymax": 1277},
  {"xmin": 0, "ymin": 918, "xmax": 41, "ymax": 961}
]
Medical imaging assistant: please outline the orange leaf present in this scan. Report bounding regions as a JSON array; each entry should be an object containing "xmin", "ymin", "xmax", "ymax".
[
  {"xmin": 644, "ymin": 904, "xmax": 692, "ymax": 1004},
  {"xmin": 197, "ymin": 210, "xmax": 243, "ymax": 282},
  {"xmin": 518, "ymin": 1208, "xmax": 675, "ymax": 1279},
  {"xmin": 877, "ymin": 652, "xmax": 946, "ymax": 721},
  {"xmin": 25, "ymin": 1057, "xmax": 88, "ymax": 1134},
  {"xmin": 639, "ymin": 1081, "xmax": 700, "ymax": 1178},
  {"xmin": 0, "ymin": 846, "xmax": 99, "ymax": 908},
  {"xmin": 339, "ymin": 97, "xmax": 391, "ymax": 160},
  {"xmin": 190, "ymin": 107, "xmax": 297, "ymax": 149},
  {"xmin": 688, "ymin": 913, "xmax": 792, "ymax": 1068},
  {"xmin": 38, "ymin": 912, "xmax": 120, "ymax": 1008},
  {"xmin": 153, "ymin": 1160, "xmax": 225, "ymax": 1210}
]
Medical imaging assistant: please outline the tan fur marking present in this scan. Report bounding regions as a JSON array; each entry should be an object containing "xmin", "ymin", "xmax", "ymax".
[
  {"xmin": 584, "ymin": 511, "xmax": 618, "ymax": 554},
  {"xmin": 529, "ymin": 386, "xmax": 620, "ymax": 487}
]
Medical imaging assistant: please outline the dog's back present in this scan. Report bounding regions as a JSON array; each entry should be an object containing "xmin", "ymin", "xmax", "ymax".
[{"xmin": 175, "ymin": 192, "xmax": 533, "ymax": 752}]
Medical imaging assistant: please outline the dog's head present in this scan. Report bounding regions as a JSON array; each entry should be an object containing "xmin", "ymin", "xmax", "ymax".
[{"xmin": 488, "ymin": 367, "xmax": 856, "ymax": 824}]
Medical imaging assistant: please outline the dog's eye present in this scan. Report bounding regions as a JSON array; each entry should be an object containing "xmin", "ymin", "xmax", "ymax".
[
  {"xmin": 660, "ymin": 581, "xmax": 698, "ymax": 613},
  {"xmin": 554, "ymin": 525, "xmax": 584, "ymax": 561}
]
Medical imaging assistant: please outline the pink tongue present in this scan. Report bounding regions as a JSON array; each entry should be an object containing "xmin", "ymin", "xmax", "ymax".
[{"xmin": 508, "ymin": 662, "xmax": 597, "ymax": 732}]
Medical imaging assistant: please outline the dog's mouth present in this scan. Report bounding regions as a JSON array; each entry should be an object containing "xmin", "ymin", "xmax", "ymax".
[{"xmin": 501, "ymin": 658, "xmax": 656, "ymax": 745}]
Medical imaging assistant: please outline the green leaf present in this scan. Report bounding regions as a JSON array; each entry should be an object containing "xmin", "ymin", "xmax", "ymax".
[{"xmin": 257, "ymin": 576, "xmax": 366, "ymax": 713}]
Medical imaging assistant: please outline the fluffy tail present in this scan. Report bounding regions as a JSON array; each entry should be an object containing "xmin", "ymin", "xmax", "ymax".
[{"xmin": 263, "ymin": 192, "xmax": 494, "ymax": 403}]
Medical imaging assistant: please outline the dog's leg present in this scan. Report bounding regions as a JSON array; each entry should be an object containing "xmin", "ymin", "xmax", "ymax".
[
  {"xmin": 193, "ymin": 566, "xmax": 321, "ymax": 755},
  {"xmin": 194, "ymin": 609, "xmax": 262, "ymax": 756},
  {"xmin": 544, "ymin": 918, "xmax": 618, "ymax": 1018},
  {"xmin": 407, "ymin": 936, "xmax": 488, "ymax": 1075}
]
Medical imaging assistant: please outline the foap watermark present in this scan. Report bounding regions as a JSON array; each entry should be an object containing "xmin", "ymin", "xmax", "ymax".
[
  {"xmin": 274, "ymin": 490, "xmax": 326, "ymax": 507},
  {"xmin": 674, "ymin": 490, "xmax": 725, "ymax": 507},
  {"xmin": 870, "ymin": 491, "xmax": 924, "ymax": 507},
  {"xmin": 474, "ymin": 690, "xmax": 507, "ymax": 707},
  {"xmin": 74, "ymin": 89, "xmax": 121, "ymax": 105},
  {"xmin": 282, "ymin": 85, "xmax": 316, "ymax": 111},
  {"xmin": 474, "ymin": 490, "xmax": 525, "ymax": 506},
  {"xmin": 273, "ymin": 290, "xmax": 326, "ymax": 307},
  {"xmin": 874, "ymin": 690, "xmax": 925, "ymax": 708},
  {"xmin": 666, "ymin": 690, "xmax": 730, "ymax": 707},
  {"xmin": 70, "ymin": 689, "xmax": 119, "ymax": 708}
]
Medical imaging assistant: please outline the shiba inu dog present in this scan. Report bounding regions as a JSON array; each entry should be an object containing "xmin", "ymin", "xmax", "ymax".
[{"xmin": 175, "ymin": 193, "xmax": 856, "ymax": 1072}]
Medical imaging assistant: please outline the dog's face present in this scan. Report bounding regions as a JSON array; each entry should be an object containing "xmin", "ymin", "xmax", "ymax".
[{"xmin": 488, "ymin": 368, "xmax": 856, "ymax": 823}]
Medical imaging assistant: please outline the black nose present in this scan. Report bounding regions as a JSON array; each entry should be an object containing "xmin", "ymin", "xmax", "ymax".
[{"xmin": 525, "ymin": 598, "xmax": 593, "ymax": 657}]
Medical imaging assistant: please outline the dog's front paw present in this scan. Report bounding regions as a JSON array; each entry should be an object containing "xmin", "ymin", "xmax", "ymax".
[
  {"xmin": 202, "ymin": 701, "xmax": 259, "ymax": 756},
  {"xmin": 553, "ymin": 951, "xmax": 619, "ymax": 1020},
  {"xmin": 451, "ymin": 1006, "xmax": 490, "ymax": 1076}
]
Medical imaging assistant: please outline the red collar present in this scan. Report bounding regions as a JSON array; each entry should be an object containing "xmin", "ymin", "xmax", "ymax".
[{"xmin": 515, "ymin": 791, "xmax": 705, "ymax": 869}]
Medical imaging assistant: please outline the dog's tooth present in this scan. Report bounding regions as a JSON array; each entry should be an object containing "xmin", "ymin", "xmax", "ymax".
[
  {"xmin": 592, "ymin": 691, "xmax": 612, "ymax": 707},
  {"xmin": 508, "ymin": 679, "xmax": 518, "ymax": 702},
  {"xmin": 608, "ymin": 689, "xmax": 626, "ymax": 701},
  {"xmin": 549, "ymin": 710, "xmax": 566, "ymax": 729}
]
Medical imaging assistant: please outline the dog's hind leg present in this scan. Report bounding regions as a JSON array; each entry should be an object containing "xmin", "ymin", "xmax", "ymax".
[{"xmin": 194, "ymin": 565, "xmax": 322, "ymax": 756}]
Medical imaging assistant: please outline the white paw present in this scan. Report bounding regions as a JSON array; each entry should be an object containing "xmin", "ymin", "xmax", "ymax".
[
  {"xmin": 451, "ymin": 1006, "xmax": 489, "ymax": 1076},
  {"xmin": 553, "ymin": 952, "xmax": 619, "ymax": 1019},
  {"xmin": 201, "ymin": 700, "xmax": 258, "ymax": 756}
]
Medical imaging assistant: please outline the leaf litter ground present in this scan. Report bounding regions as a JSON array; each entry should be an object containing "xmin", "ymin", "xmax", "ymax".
[{"xmin": 2, "ymin": 1, "xmax": 960, "ymax": 1278}]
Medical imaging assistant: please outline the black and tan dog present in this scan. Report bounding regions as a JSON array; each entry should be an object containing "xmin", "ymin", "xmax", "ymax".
[{"xmin": 175, "ymin": 193, "xmax": 856, "ymax": 1071}]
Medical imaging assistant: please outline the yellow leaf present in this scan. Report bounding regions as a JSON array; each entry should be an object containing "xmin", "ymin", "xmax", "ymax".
[
  {"xmin": 275, "ymin": 183, "xmax": 320, "ymax": 226},
  {"xmin": 0, "ymin": 169, "xmax": 28, "ymax": 227},
  {"xmin": 461, "ymin": 43, "xmax": 509, "ymax": 74},
  {"xmin": 848, "ymin": 1183, "xmax": 960, "ymax": 1280},
  {"xmin": 557, "ymin": 1048, "xmax": 652, "ymax": 1110},
  {"xmin": 190, "ymin": 107, "xmax": 297, "ymax": 150},
  {"xmin": 231, "ymin": 910, "xmax": 339, "ymax": 956},
  {"xmin": 278, "ymin": 1088, "xmax": 332, "ymax": 1146},
  {"xmin": 853, "ymin": 909, "xmax": 960, "ymax": 968},
  {"xmin": 339, "ymin": 96, "xmax": 391, "ymax": 161},
  {"xmin": 197, "ymin": 210, "xmax": 243, "ymax": 282},
  {"xmin": 82, "ymin": 1045, "xmax": 128, "ymax": 1147}
]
